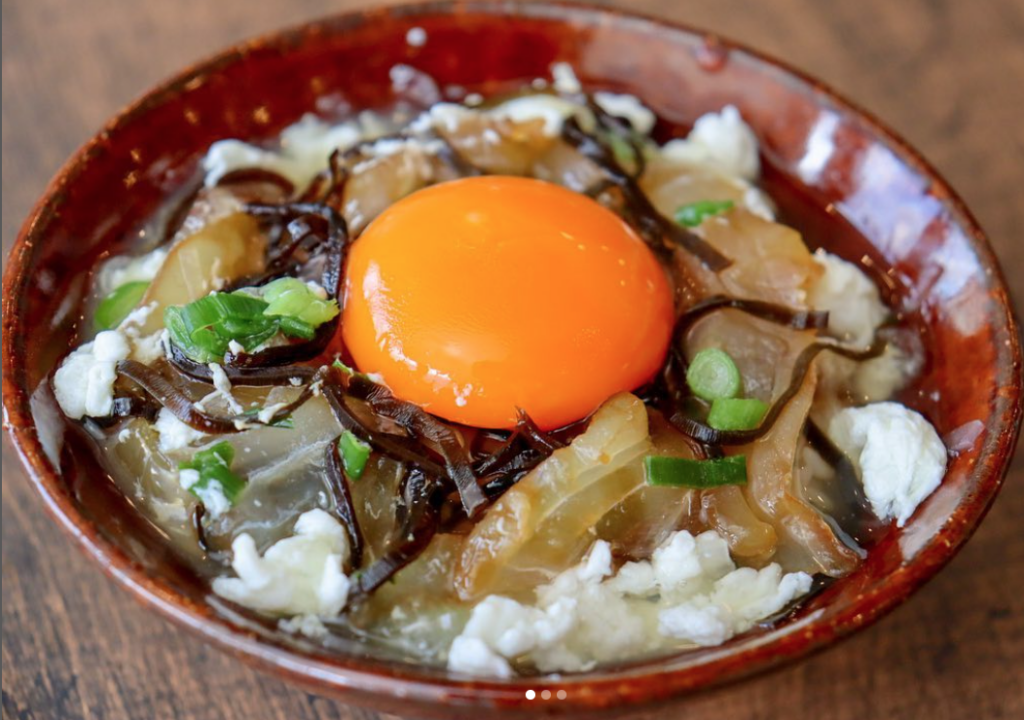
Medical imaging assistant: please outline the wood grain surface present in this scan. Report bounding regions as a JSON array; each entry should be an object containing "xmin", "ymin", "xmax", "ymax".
[{"xmin": 2, "ymin": 1, "xmax": 1023, "ymax": 718}]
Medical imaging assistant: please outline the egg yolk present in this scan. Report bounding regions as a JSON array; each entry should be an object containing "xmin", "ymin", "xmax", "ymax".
[{"xmin": 342, "ymin": 176, "xmax": 674, "ymax": 430}]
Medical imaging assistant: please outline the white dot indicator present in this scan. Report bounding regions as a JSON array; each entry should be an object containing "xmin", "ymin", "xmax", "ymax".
[
  {"xmin": 557, "ymin": 690, "xmax": 568, "ymax": 700},
  {"xmin": 525, "ymin": 690, "xmax": 536, "ymax": 700},
  {"xmin": 541, "ymin": 690, "xmax": 552, "ymax": 700}
]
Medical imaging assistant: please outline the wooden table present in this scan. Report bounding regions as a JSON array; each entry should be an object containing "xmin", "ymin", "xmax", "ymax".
[{"xmin": 3, "ymin": 1, "xmax": 1022, "ymax": 718}]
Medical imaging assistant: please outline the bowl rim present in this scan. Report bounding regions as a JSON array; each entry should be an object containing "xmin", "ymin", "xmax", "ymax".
[{"xmin": 3, "ymin": 0, "xmax": 1022, "ymax": 713}]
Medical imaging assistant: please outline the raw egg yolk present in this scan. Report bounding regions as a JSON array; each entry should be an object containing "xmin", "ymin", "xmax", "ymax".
[{"xmin": 342, "ymin": 176, "xmax": 674, "ymax": 430}]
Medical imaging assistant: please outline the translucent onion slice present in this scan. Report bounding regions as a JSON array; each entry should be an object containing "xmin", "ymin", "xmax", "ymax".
[
  {"xmin": 594, "ymin": 412, "xmax": 702, "ymax": 559},
  {"xmin": 135, "ymin": 212, "xmax": 267, "ymax": 334},
  {"xmin": 743, "ymin": 366, "xmax": 862, "ymax": 576},
  {"xmin": 342, "ymin": 151, "xmax": 435, "ymax": 235},
  {"xmin": 699, "ymin": 485, "xmax": 778, "ymax": 563},
  {"xmin": 344, "ymin": 534, "xmax": 467, "ymax": 659},
  {"xmin": 348, "ymin": 454, "xmax": 406, "ymax": 564},
  {"xmin": 641, "ymin": 160, "xmax": 754, "ymax": 221},
  {"xmin": 687, "ymin": 311, "xmax": 818, "ymax": 404},
  {"xmin": 436, "ymin": 113, "xmax": 555, "ymax": 176},
  {"xmin": 453, "ymin": 393, "xmax": 650, "ymax": 601},
  {"xmin": 701, "ymin": 210, "xmax": 823, "ymax": 307},
  {"xmin": 651, "ymin": 201, "xmax": 822, "ymax": 310},
  {"xmin": 531, "ymin": 142, "xmax": 606, "ymax": 192}
]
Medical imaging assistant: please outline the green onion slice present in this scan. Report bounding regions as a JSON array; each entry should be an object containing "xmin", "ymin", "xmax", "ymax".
[
  {"xmin": 707, "ymin": 397, "xmax": 768, "ymax": 431},
  {"xmin": 262, "ymin": 277, "xmax": 340, "ymax": 326},
  {"xmin": 165, "ymin": 292, "xmax": 276, "ymax": 362},
  {"xmin": 686, "ymin": 348, "xmax": 742, "ymax": 402},
  {"xmin": 644, "ymin": 454, "xmax": 748, "ymax": 488},
  {"xmin": 278, "ymin": 316, "xmax": 316, "ymax": 340},
  {"xmin": 332, "ymin": 359, "xmax": 355, "ymax": 375},
  {"xmin": 178, "ymin": 441, "xmax": 246, "ymax": 505},
  {"xmin": 94, "ymin": 281, "xmax": 150, "ymax": 331},
  {"xmin": 338, "ymin": 431, "xmax": 372, "ymax": 480},
  {"xmin": 674, "ymin": 199, "xmax": 735, "ymax": 228},
  {"xmin": 164, "ymin": 280, "xmax": 336, "ymax": 363}
]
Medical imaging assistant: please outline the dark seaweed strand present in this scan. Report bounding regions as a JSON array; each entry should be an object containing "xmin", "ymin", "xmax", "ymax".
[
  {"xmin": 472, "ymin": 416, "xmax": 543, "ymax": 477},
  {"xmin": 478, "ymin": 452, "xmax": 548, "ymax": 499},
  {"xmin": 350, "ymin": 469, "xmax": 441, "ymax": 599},
  {"xmin": 561, "ymin": 115, "xmax": 731, "ymax": 271},
  {"xmin": 245, "ymin": 203, "xmax": 347, "ymax": 278},
  {"xmin": 116, "ymin": 359, "xmax": 322, "ymax": 433},
  {"xmin": 243, "ymin": 202, "xmax": 347, "ymax": 275},
  {"xmin": 254, "ymin": 203, "xmax": 345, "ymax": 287},
  {"xmin": 191, "ymin": 503, "xmax": 210, "ymax": 553},
  {"xmin": 263, "ymin": 213, "xmax": 327, "ymax": 270},
  {"xmin": 319, "ymin": 364, "xmax": 562, "ymax": 583},
  {"xmin": 319, "ymin": 370, "xmax": 448, "ymax": 477},
  {"xmin": 324, "ymin": 440, "xmax": 365, "ymax": 570},
  {"xmin": 586, "ymin": 95, "xmax": 648, "ymax": 180},
  {"xmin": 117, "ymin": 360, "xmax": 241, "ymax": 433},
  {"xmin": 223, "ymin": 321, "xmax": 338, "ymax": 369},
  {"xmin": 470, "ymin": 412, "xmax": 564, "ymax": 498},
  {"xmin": 666, "ymin": 337, "xmax": 886, "ymax": 446},
  {"xmin": 804, "ymin": 419, "xmax": 885, "ymax": 545},
  {"xmin": 514, "ymin": 409, "xmax": 565, "ymax": 455},
  {"xmin": 87, "ymin": 394, "xmax": 161, "ymax": 428},
  {"xmin": 167, "ymin": 342, "xmax": 318, "ymax": 385},
  {"xmin": 677, "ymin": 295, "xmax": 831, "ymax": 335},
  {"xmin": 325, "ymin": 368, "xmax": 561, "ymax": 518},
  {"xmin": 215, "ymin": 168, "xmax": 296, "ymax": 196},
  {"xmin": 344, "ymin": 373, "xmax": 486, "ymax": 516},
  {"xmin": 296, "ymin": 149, "xmax": 348, "ymax": 204}
]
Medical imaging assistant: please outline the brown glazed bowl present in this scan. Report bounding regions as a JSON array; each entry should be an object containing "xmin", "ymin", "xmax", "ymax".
[{"xmin": 3, "ymin": 2, "xmax": 1022, "ymax": 718}]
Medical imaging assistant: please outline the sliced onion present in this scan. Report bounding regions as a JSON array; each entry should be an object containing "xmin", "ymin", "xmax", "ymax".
[{"xmin": 744, "ymin": 367, "xmax": 862, "ymax": 576}]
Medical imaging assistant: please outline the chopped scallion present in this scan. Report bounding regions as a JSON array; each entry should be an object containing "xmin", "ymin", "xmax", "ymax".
[
  {"xmin": 166, "ymin": 292, "xmax": 276, "ymax": 362},
  {"xmin": 278, "ymin": 316, "xmax": 316, "ymax": 340},
  {"xmin": 644, "ymin": 454, "xmax": 747, "ymax": 488},
  {"xmin": 686, "ymin": 348, "xmax": 741, "ymax": 402},
  {"xmin": 707, "ymin": 397, "xmax": 768, "ymax": 431},
  {"xmin": 262, "ymin": 277, "xmax": 339, "ymax": 326},
  {"xmin": 674, "ymin": 199, "xmax": 735, "ymax": 227},
  {"xmin": 338, "ymin": 431, "xmax": 372, "ymax": 480},
  {"xmin": 94, "ymin": 281, "xmax": 150, "ymax": 331},
  {"xmin": 606, "ymin": 134, "xmax": 637, "ymax": 168},
  {"xmin": 165, "ymin": 280, "xmax": 336, "ymax": 363},
  {"xmin": 178, "ymin": 441, "xmax": 246, "ymax": 505}
]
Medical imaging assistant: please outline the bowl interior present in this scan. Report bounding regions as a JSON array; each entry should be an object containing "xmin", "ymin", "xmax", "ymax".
[{"xmin": 3, "ymin": 1, "xmax": 1021, "ymax": 716}]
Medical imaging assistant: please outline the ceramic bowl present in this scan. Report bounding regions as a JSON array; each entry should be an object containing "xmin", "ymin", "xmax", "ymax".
[{"xmin": 3, "ymin": 2, "xmax": 1021, "ymax": 717}]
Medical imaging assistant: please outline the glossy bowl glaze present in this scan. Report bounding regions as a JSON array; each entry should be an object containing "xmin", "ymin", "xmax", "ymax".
[{"xmin": 3, "ymin": 2, "xmax": 1021, "ymax": 717}]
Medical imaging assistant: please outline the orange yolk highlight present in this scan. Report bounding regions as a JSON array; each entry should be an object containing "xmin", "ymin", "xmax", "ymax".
[{"xmin": 342, "ymin": 176, "xmax": 674, "ymax": 430}]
